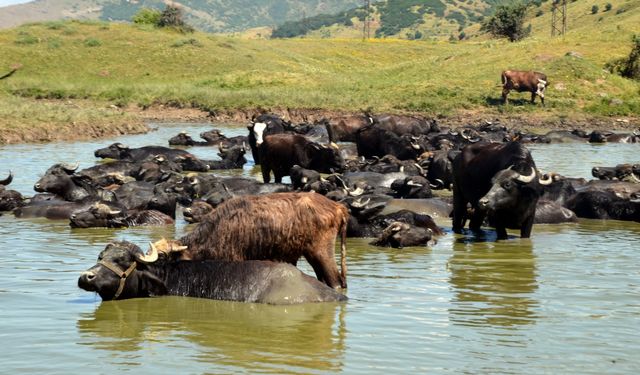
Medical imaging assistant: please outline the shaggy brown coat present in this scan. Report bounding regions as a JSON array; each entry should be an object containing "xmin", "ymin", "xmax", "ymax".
[{"xmin": 159, "ymin": 192, "xmax": 348, "ymax": 289}]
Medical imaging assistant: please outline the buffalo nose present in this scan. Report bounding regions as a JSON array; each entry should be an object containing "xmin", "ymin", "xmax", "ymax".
[
  {"xmin": 478, "ymin": 198, "xmax": 489, "ymax": 208},
  {"xmin": 78, "ymin": 271, "xmax": 97, "ymax": 289}
]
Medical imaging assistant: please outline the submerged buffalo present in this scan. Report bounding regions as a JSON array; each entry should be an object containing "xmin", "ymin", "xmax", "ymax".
[{"xmin": 78, "ymin": 241, "xmax": 347, "ymax": 304}]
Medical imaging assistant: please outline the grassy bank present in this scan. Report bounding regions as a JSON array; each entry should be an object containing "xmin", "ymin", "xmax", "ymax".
[{"xmin": 0, "ymin": 1, "xmax": 639, "ymax": 143}]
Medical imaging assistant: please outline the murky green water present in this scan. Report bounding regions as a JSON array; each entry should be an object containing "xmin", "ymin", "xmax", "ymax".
[{"xmin": 1, "ymin": 123, "xmax": 639, "ymax": 374}]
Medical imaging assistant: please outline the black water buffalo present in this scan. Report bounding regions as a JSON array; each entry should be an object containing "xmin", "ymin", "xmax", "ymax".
[
  {"xmin": 148, "ymin": 192, "xmax": 349, "ymax": 289},
  {"xmin": 247, "ymin": 114, "xmax": 291, "ymax": 165},
  {"xmin": 95, "ymin": 143, "xmax": 189, "ymax": 161},
  {"xmin": 371, "ymin": 114, "xmax": 436, "ymax": 136},
  {"xmin": 534, "ymin": 199, "xmax": 578, "ymax": 224},
  {"xmin": 370, "ymin": 222, "xmax": 434, "ymax": 248},
  {"xmin": 205, "ymin": 143, "xmax": 247, "ymax": 170},
  {"xmin": 592, "ymin": 164, "xmax": 640, "ymax": 182},
  {"xmin": 0, "ymin": 172, "xmax": 24, "ymax": 211},
  {"xmin": 168, "ymin": 131, "xmax": 208, "ymax": 146},
  {"xmin": 501, "ymin": 70, "xmax": 548, "ymax": 105},
  {"xmin": 588, "ymin": 130, "xmax": 639, "ymax": 144},
  {"xmin": 69, "ymin": 202, "xmax": 174, "ymax": 228},
  {"xmin": 452, "ymin": 141, "xmax": 550, "ymax": 239},
  {"xmin": 260, "ymin": 134, "xmax": 343, "ymax": 184},
  {"xmin": 33, "ymin": 163, "xmax": 115, "ymax": 203},
  {"xmin": 78, "ymin": 241, "xmax": 347, "ymax": 303},
  {"xmin": 347, "ymin": 207, "xmax": 442, "ymax": 239},
  {"xmin": 565, "ymin": 190, "xmax": 640, "ymax": 222},
  {"xmin": 355, "ymin": 125, "xmax": 424, "ymax": 160},
  {"xmin": 182, "ymin": 200, "xmax": 214, "ymax": 223}
]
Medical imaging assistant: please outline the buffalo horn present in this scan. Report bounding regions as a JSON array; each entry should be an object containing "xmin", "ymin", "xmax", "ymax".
[
  {"xmin": 348, "ymin": 186, "xmax": 365, "ymax": 197},
  {"xmin": 62, "ymin": 162, "xmax": 79, "ymax": 172},
  {"xmin": 429, "ymin": 178, "xmax": 445, "ymax": 189},
  {"xmin": 136, "ymin": 242, "xmax": 159, "ymax": 263},
  {"xmin": 329, "ymin": 142, "xmax": 339, "ymax": 150},
  {"xmin": 515, "ymin": 168, "xmax": 537, "ymax": 183},
  {"xmin": 0, "ymin": 171, "xmax": 13, "ymax": 186},
  {"xmin": 406, "ymin": 180, "xmax": 423, "ymax": 187},
  {"xmin": 115, "ymin": 143, "xmax": 128, "ymax": 149},
  {"xmin": 538, "ymin": 172, "xmax": 554, "ymax": 185},
  {"xmin": 350, "ymin": 197, "xmax": 371, "ymax": 209}
]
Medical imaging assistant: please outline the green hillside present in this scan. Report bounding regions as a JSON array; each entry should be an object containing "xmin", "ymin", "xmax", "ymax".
[{"xmin": 0, "ymin": 0, "xmax": 639, "ymax": 143}]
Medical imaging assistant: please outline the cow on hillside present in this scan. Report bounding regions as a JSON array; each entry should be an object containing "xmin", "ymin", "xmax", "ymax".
[{"xmin": 501, "ymin": 70, "xmax": 548, "ymax": 106}]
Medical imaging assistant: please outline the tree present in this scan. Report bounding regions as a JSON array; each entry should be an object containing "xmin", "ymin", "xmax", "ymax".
[
  {"xmin": 480, "ymin": 2, "xmax": 532, "ymax": 42},
  {"xmin": 158, "ymin": 5, "xmax": 194, "ymax": 32},
  {"xmin": 621, "ymin": 35, "xmax": 640, "ymax": 80}
]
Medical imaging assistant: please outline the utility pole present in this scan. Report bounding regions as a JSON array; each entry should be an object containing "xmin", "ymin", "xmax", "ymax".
[
  {"xmin": 362, "ymin": 0, "xmax": 371, "ymax": 40},
  {"xmin": 551, "ymin": 0, "xmax": 567, "ymax": 37}
]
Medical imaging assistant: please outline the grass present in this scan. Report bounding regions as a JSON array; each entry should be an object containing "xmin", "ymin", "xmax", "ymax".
[{"xmin": 0, "ymin": 2, "xmax": 639, "ymax": 143}]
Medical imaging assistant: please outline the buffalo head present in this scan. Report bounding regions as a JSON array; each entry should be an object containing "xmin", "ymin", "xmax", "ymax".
[
  {"xmin": 94, "ymin": 143, "xmax": 129, "ymax": 159},
  {"xmin": 478, "ymin": 167, "xmax": 550, "ymax": 212},
  {"xmin": 78, "ymin": 241, "xmax": 167, "ymax": 300}
]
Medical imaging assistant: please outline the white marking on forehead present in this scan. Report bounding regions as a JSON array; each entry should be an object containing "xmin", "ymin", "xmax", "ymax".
[{"xmin": 253, "ymin": 122, "xmax": 267, "ymax": 145}]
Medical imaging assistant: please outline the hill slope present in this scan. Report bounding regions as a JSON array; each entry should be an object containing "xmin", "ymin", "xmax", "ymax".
[
  {"xmin": 0, "ymin": 0, "xmax": 639, "ymax": 143},
  {"xmin": 0, "ymin": 0, "xmax": 361, "ymax": 32}
]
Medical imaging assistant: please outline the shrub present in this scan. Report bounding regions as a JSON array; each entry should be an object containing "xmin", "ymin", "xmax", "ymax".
[
  {"xmin": 591, "ymin": 5, "xmax": 599, "ymax": 14},
  {"xmin": 132, "ymin": 8, "xmax": 161, "ymax": 25},
  {"xmin": 604, "ymin": 3, "xmax": 612, "ymax": 11},
  {"xmin": 481, "ymin": 2, "xmax": 531, "ymax": 42},
  {"xmin": 84, "ymin": 38, "xmax": 101, "ymax": 47},
  {"xmin": 607, "ymin": 35, "xmax": 640, "ymax": 80}
]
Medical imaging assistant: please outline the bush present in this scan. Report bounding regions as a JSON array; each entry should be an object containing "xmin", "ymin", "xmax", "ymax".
[
  {"xmin": 591, "ymin": 5, "xmax": 599, "ymax": 14},
  {"xmin": 84, "ymin": 38, "xmax": 101, "ymax": 47},
  {"xmin": 481, "ymin": 2, "xmax": 531, "ymax": 42},
  {"xmin": 607, "ymin": 35, "xmax": 640, "ymax": 80},
  {"xmin": 132, "ymin": 8, "xmax": 161, "ymax": 25},
  {"xmin": 605, "ymin": 3, "xmax": 612, "ymax": 11}
]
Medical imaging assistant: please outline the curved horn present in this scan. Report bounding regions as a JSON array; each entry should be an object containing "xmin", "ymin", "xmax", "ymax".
[
  {"xmin": 515, "ymin": 168, "xmax": 537, "ymax": 183},
  {"xmin": 538, "ymin": 172, "xmax": 553, "ymax": 185},
  {"xmin": 61, "ymin": 162, "xmax": 79, "ymax": 172},
  {"xmin": 348, "ymin": 186, "xmax": 365, "ymax": 196},
  {"xmin": 0, "ymin": 171, "xmax": 13, "ymax": 186},
  {"xmin": 350, "ymin": 197, "xmax": 371, "ymax": 208},
  {"xmin": 136, "ymin": 242, "xmax": 159, "ymax": 263},
  {"xmin": 406, "ymin": 180, "xmax": 423, "ymax": 187}
]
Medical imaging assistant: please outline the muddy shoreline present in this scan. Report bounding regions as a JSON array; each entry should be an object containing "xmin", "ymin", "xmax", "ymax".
[{"xmin": 3, "ymin": 104, "xmax": 639, "ymax": 145}]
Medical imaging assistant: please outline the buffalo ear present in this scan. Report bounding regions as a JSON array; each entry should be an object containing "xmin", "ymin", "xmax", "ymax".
[{"xmin": 137, "ymin": 270, "xmax": 168, "ymax": 296}]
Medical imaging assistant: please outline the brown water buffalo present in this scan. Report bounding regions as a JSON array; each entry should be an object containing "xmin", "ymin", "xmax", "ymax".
[
  {"xmin": 78, "ymin": 241, "xmax": 347, "ymax": 303},
  {"xmin": 501, "ymin": 70, "xmax": 548, "ymax": 105},
  {"xmin": 149, "ymin": 192, "xmax": 349, "ymax": 289}
]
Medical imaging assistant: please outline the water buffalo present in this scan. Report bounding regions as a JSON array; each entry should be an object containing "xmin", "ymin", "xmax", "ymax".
[
  {"xmin": 452, "ymin": 141, "xmax": 551, "ymax": 239},
  {"xmin": 355, "ymin": 125, "xmax": 424, "ymax": 160},
  {"xmin": 205, "ymin": 143, "xmax": 247, "ymax": 170},
  {"xmin": 69, "ymin": 202, "xmax": 174, "ymax": 228},
  {"xmin": 565, "ymin": 190, "xmax": 640, "ymax": 222},
  {"xmin": 534, "ymin": 199, "xmax": 578, "ymax": 224},
  {"xmin": 501, "ymin": 70, "xmax": 548, "ymax": 105},
  {"xmin": 0, "ymin": 172, "xmax": 24, "ymax": 211},
  {"xmin": 78, "ymin": 241, "xmax": 347, "ymax": 303},
  {"xmin": 260, "ymin": 134, "xmax": 343, "ymax": 184},
  {"xmin": 370, "ymin": 221, "xmax": 434, "ymax": 248},
  {"xmin": 148, "ymin": 192, "xmax": 349, "ymax": 289},
  {"xmin": 321, "ymin": 114, "xmax": 372, "ymax": 143}
]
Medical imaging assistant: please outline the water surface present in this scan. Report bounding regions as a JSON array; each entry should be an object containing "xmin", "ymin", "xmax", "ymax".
[{"xmin": 1, "ymin": 123, "xmax": 639, "ymax": 374}]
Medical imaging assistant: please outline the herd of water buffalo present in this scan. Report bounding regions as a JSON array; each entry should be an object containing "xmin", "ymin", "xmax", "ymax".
[{"xmin": 2, "ymin": 112, "xmax": 639, "ymax": 304}]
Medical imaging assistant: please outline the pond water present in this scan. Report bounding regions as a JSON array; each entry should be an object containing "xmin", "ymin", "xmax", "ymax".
[{"xmin": 1, "ymin": 123, "xmax": 639, "ymax": 374}]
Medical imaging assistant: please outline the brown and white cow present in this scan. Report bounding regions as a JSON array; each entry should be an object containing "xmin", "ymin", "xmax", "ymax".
[
  {"xmin": 148, "ymin": 192, "xmax": 349, "ymax": 289},
  {"xmin": 501, "ymin": 70, "xmax": 548, "ymax": 106}
]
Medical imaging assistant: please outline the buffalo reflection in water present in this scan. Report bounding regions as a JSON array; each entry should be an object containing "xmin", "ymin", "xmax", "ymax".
[
  {"xmin": 448, "ymin": 236, "xmax": 539, "ymax": 327},
  {"xmin": 77, "ymin": 296, "xmax": 346, "ymax": 372}
]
